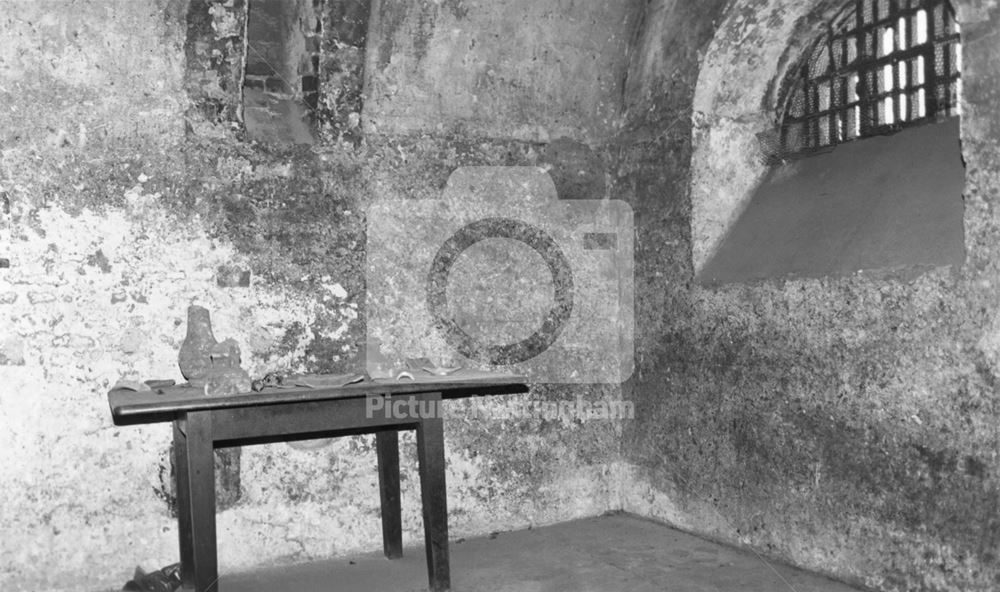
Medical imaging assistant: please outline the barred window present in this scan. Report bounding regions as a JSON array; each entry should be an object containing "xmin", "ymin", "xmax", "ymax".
[{"xmin": 778, "ymin": 0, "xmax": 961, "ymax": 158}]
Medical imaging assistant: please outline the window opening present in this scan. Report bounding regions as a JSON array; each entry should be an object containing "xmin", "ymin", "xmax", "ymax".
[{"xmin": 777, "ymin": 0, "xmax": 961, "ymax": 159}]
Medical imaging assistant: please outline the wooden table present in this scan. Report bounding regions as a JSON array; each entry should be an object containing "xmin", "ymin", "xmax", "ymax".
[{"xmin": 108, "ymin": 372, "xmax": 528, "ymax": 592}]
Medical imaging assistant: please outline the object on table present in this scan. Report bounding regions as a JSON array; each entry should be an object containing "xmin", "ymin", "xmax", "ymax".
[
  {"xmin": 110, "ymin": 379, "xmax": 176, "ymax": 392},
  {"xmin": 110, "ymin": 379, "xmax": 152, "ymax": 392},
  {"xmin": 405, "ymin": 356, "xmax": 434, "ymax": 369},
  {"xmin": 292, "ymin": 373, "xmax": 367, "ymax": 389},
  {"xmin": 421, "ymin": 364, "xmax": 463, "ymax": 376},
  {"xmin": 177, "ymin": 305, "xmax": 252, "ymax": 396},
  {"xmin": 203, "ymin": 365, "xmax": 253, "ymax": 397},
  {"xmin": 404, "ymin": 356, "xmax": 462, "ymax": 376},
  {"xmin": 121, "ymin": 562, "xmax": 181, "ymax": 592},
  {"xmin": 250, "ymin": 370, "xmax": 287, "ymax": 392}
]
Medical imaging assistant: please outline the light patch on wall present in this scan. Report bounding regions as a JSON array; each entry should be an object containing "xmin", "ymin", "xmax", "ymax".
[
  {"xmin": 689, "ymin": 0, "xmax": 820, "ymax": 272},
  {"xmin": 0, "ymin": 193, "xmax": 331, "ymax": 587}
]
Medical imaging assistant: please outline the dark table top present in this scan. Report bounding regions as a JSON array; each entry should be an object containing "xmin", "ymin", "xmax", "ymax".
[{"xmin": 109, "ymin": 370, "xmax": 529, "ymax": 425}]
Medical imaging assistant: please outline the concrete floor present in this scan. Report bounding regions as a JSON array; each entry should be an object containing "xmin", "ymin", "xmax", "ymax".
[{"xmin": 222, "ymin": 513, "xmax": 865, "ymax": 592}]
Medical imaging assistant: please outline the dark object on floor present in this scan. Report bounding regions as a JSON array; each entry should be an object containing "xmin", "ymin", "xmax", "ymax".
[{"xmin": 121, "ymin": 563, "xmax": 181, "ymax": 592}]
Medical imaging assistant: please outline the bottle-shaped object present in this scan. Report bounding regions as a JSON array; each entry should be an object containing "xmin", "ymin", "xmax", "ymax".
[{"xmin": 178, "ymin": 305, "xmax": 218, "ymax": 388}]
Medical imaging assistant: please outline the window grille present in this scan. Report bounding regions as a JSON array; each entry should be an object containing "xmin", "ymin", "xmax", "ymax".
[{"xmin": 777, "ymin": 0, "xmax": 961, "ymax": 158}]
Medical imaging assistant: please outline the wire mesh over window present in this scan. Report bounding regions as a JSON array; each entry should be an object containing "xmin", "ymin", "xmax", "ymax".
[{"xmin": 776, "ymin": 0, "xmax": 961, "ymax": 159}]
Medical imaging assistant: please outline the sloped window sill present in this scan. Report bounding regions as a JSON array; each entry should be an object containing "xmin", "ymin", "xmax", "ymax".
[{"xmin": 696, "ymin": 118, "xmax": 965, "ymax": 285}]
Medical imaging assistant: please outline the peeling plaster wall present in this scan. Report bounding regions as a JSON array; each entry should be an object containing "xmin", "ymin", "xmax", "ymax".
[
  {"xmin": 11, "ymin": 0, "xmax": 1000, "ymax": 590},
  {"xmin": 619, "ymin": 0, "xmax": 1000, "ymax": 590},
  {"xmin": 0, "ymin": 1, "xmax": 633, "ymax": 590},
  {"xmin": 362, "ymin": 0, "xmax": 638, "ymax": 142}
]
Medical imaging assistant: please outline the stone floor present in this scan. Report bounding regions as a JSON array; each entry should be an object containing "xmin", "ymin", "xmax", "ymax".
[{"xmin": 221, "ymin": 513, "xmax": 865, "ymax": 592}]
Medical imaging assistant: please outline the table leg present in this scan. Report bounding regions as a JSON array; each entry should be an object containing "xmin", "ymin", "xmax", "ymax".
[
  {"xmin": 416, "ymin": 394, "xmax": 450, "ymax": 591},
  {"xmin": 174, "ymin": 411, "xmax": 218, "ymax": 592},
  {"xmin": 375, "ymin": 429, "xmax": 403, "ymax": 559},
  {"xmin": 173, "ymin": 419, "xmax": 193, "ymax": 585}
]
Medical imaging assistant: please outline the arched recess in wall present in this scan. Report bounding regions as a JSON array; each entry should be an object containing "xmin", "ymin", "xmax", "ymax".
[
  {"xmin": 690, "ymin": 0, "xmax": 967, "ymax": 283},
  {"xmin": 182, "ymin": 0, "xmax": 372, "ymax": 144}
]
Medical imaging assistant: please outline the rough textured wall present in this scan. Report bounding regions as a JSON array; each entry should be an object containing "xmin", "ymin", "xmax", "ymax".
[
  {"xmin": 185, "ymin": 0, "xmax": 246, "ymax": 123},
  {"xmin": 0, "ymin": 1, "xmax": 634, "ymax": 590},
  {"xmin": 619, "ymin": 1, "xmax": 1000, "ymax": 591},
  {"xmin": 362, "ymin": 0, "xmax": 637, "ymax": 142},
  {"xmin": 318, "ymin": 0, "xmax": 371, "ymax": 143},
  {"xmin": 689, "ymin": 0, "xmax": 844, "ymax": 271}
]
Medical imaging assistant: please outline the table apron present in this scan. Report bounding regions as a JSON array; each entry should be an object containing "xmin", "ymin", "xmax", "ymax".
[{"xmin": 205, "ymin": 395, "xmax": 435, "ymax": 442}]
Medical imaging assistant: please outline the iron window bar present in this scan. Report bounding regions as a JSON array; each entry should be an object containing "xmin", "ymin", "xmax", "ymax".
[{"xmin": 777, "ymin": 0, "xmax": 961, "ymax": 159}]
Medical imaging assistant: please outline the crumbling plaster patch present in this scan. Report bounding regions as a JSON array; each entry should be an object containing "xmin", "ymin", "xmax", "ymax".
[
  {"xmin": 0, "ymin": 5, "xmax": 185, "ymax": 147},
  {"xmin": 363, "ymin": 0, "xmax": 635, "ymax": 142},
  {"xmin": 0, "ymin": 183, "xmax": 338, "ymax": 585}
]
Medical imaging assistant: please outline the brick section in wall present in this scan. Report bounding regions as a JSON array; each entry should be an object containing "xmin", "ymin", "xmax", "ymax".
[
  {"xmin": 243, "ymin": 0, "xmax": 321, "ymax": 144},
  {"xmin": 185, "ymin": 0, "xmax": 248, "ymax": 124}
]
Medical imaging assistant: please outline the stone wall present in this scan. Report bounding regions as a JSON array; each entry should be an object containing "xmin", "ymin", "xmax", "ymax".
[
  {"xmin": 362, "ymin": 0, "xmax": 636, "ymax": 142},
  {"xmin": 0, "ymin": 1, "xmax": 634, "ymax": 590},
  {"xmin": 6, "ymin": 0, "xmax": 998, "ymax": 590},
  {"xmin": 619, "ymin": 1, "xmax": 1000, "ymax": 590}
]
